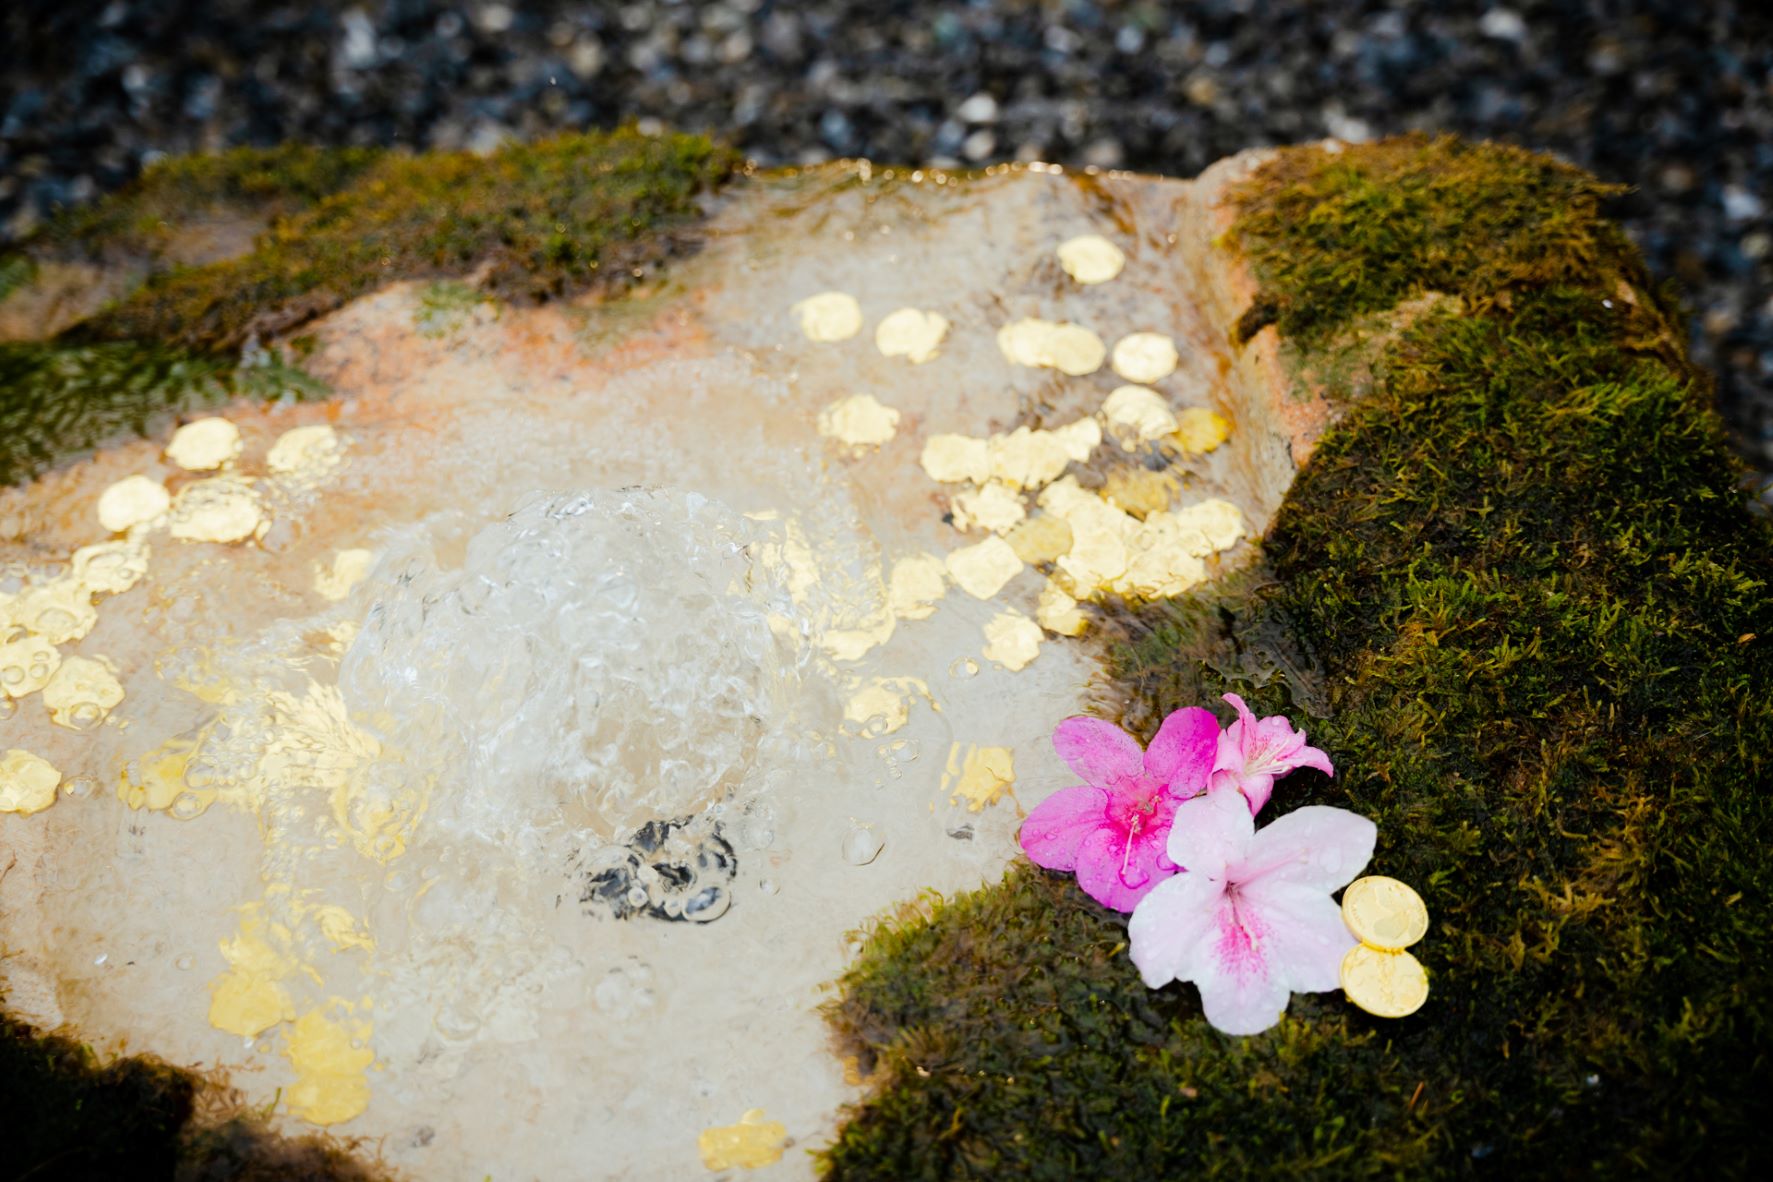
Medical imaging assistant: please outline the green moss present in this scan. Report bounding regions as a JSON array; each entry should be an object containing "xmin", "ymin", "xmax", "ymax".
[
  {"xmin": 1228, "ymin": 135, "xmax": 1640, "ymax": 350},
  {"xmin": 0, "ymin": 253, "xmax": 34, "ymax": 302},
  {"xmin": 0, "ymin": 340, "xmax": 324, "ymax": 488},
  {"xmin": 823, "ymin": 137, "xmax": 1773, "ymax": 1178},
  {"xmin": 413, "ymin": 280, "xmax": 495, "ymax": 339},
  {"xmin": 73, "ymin": 128, "xmax": 741, "ymax": 353},
  {"xmin": 43, "ymin": 144, "xmax": 387, "ymax": 262}
]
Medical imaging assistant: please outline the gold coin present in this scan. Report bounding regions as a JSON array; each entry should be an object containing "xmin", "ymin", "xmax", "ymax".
[
  {"xmin": 1341, "ymin": 874, "xmax": 1429, "ymax": 950},
  {"xmin": 1341, "ymin": 944, "xmax": 1428, "ymax": 1019}
]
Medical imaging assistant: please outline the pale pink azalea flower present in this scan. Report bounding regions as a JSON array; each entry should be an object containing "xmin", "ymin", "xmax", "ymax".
[
  {"xmin": 1128, "ymin": 789, "xmax": 1375, "ymax": 1035},
  {"xmin": 1209, "ymin": 692, "xmax": 1335, "ymax": 813},
  {"xmin": 1019, "ymin": 710, "xmax": 1220, "ymax": 912}
]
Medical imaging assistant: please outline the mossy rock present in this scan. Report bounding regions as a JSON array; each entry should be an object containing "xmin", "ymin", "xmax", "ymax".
[
  {"xmin": 70, "ymin": 128, "xmax": 739, "ymax": 352},
  {"xmin": 0, "ymin": 128, "xmax": 739, "ymax": 489},
  {"xmin": 823, "ymin": 137, "xmax": 1772, "ymax": 1178}
]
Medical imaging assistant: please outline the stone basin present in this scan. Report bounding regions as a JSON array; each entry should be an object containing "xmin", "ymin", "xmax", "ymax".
[{"xmin": 0, "ymin": 153, "xmax": 1312, "ymax": 1177}]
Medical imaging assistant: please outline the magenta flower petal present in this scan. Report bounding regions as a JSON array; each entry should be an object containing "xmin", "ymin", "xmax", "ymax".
[
  {"xmin": 1072, "ymin": 826, "xmax": 1129, "ymax": 909},
  {"xmin": 1240, "ymin": 772, "xmax": 1278, "ymax": 814},
  {"xmin": 1052, "ymin": 716, "xmax": 1143, "ymax": 783},
  {"xmin": 1290, "ymin": 742, "xmax": 1335, "ymax": 777},
  {"xmin": 1073, "ymin": 823, "xmax": 1174, "ymax": 911},
  {"xmin": 1212, "ymin": 693, "xmax": 1335, "ymax": 813},
  {"xmin": 1218, "ymin": 693, "xmax": 1260, "ymax": 761},
  {"xmin": 1142, "ymin": 706, "xmax": 1220, "ymax": 799},
  {"xmin": 1019, "ymin": 785, "xmax": 1110, "ymax": 871}
]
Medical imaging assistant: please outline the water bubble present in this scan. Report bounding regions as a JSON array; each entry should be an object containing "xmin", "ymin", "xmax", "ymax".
[
  {"xmin": 842, "ymin": 825, "xmax": 884, "ymax": 866},
  {"xmin": 758, "ymin": 878, "xmax": 780, "ymax": 896},
  {"xmin": 35, "ymin": 608, "xmax": 75, "ymax": 635},
  {"xmin": 1, "ymin": 666, "xmax": 23, "ymax": 687},
  {"xmin": 169, "ymin": 793, "xmax": 208, "ymax": 820},
  {"xmin": 338, "ymin": 489, "xmax": 806, "ymax": 843},
  {"xmin": 67, "ymin": 702, "xmax": 104, "ymax": 730},
  {"xmin": 63, "ymin": 775, "xmax": 97, "ymax": 799},
  {"xmin": 175, "ymin": 954, "xmax": 195, "ymax": 971},
  {"xmin": 625, "ymin": 885, "xmax": 649, "ymax": 910},
  {"xmin": 948, "ymin": 656, "xmax": 980, "ymax": 679},
  {"xmin": 27, "ymin": 662, "xmax": 48, "ymax": 681},
  {"xmin": 434, "ymin": 999, "xmax": 482, "ymax": 1041},
  {"xmin": 736, "ymin": 803, "xmax": 776, "ymax": 850}
]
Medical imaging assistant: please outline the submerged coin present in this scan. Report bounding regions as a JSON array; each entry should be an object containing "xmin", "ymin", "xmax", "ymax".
[
  {"xmin": 1056, "ymin": 234, "xmax": 1126, "ymax": 284},
  {"xmin": 874, "ymin": 307, "xmax": 949, "ymax": 363},
  {"xmin": 1340, "ymin": 944, "xmax": 1429, "ymax": 1019},
  {"xmin": 792, "ymin": 291, "xmax": 864, "ymax": 342},
  {"xmin": 166, "ymin": 417, "xmax": 243, "ymax": 471},
  {"xmin": 1342, "ymin": 874, "xmax": 1429, "ymax": 950}
]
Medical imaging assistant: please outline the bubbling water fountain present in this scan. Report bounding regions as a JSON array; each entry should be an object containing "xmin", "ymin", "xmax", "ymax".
[{"xmin": 342, "ymin": 489, "xmax": 807, "ymax": 852}]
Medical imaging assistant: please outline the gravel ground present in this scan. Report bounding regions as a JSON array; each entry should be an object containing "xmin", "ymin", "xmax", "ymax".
[{"xmin": 4, "ymin": 1, "xmax": 1772, "ymax": 480}]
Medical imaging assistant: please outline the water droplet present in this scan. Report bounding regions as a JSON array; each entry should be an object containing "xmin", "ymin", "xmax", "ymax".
[
  {"xmin": 758, "ymin": 878, "xmax": 779, "ymax": 896},
  {"xmin": 434, "ymin": 999, "xmax": 482, "ymax": 1041},
  {"xmin": 68, "ymin": 702, "xmax": 103, "ymax": 730},
  {"xmin": 35, "ymin": 608, "xmax": 74, "ymax": 634},
  {"xmin": 169, "ymin": 792, "xmax": 207, "ymax": 820},
  {"xmin": 27, "ymin": 662, "xmax": 48, "ymax": 681},
  {"xmin": 1, "ymin": 666, "xmax": 23, "ymax": 686},
  {"xmin": 948, "ymin": 656, "xmax": 980, "ymax": 679},
  {"xmin": 736, "ymin": 803, "xmax": 775, "ymax": 850},
  {"xmin": 175, "ymin": 954, "xmax": 195, "ymax": 971},
  {"xmin": 64, "ymin": 775, "xmax": 97, "ymax": 799},
  {"xmin": 625, "ymin": 884, "xmax": 649, "ymax": 909},
  {"xmin": 842, "ymin": 825, "xmax": 884, "ymax": 866}
]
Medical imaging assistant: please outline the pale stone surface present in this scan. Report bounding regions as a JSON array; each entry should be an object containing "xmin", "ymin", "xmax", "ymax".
[{"xmin": 0, "ymin": 157, "xmax": 1307, "ymax": 1180}]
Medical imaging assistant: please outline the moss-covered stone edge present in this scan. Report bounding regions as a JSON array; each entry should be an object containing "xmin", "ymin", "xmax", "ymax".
[
  {"xmin": 0, "ymin": 129, "xmax": 740, "ymax": 488},
  {"xmin": 0, "ymin": 1005, "xmax": 392, "ymax": 1180},
  {"xmin": 818, "ymin": 135, "xmax": 1773, "ymax": 1179}
]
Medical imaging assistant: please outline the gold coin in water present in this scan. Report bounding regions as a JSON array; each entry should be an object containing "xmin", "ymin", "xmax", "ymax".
[
  {"xmin": 1340, "ymin": 944, "xmax": 1429, "ymax": 1019},
  {"xmin": 1341, "ymin": 874, "xmax": 1429, "ymax": 950}
]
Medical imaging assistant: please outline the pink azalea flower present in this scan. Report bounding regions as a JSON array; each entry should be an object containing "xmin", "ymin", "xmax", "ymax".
[
  {"xmin": 1210, "ymin": 692, "xmax": 1335, "ymax": 814},
  {"xmin": 1128, "ymin": 790, "xmax": 1375, "ymax": 1035},
  {"xmin": 1019, "ymin": 710, "xmax": 1220, "ymax": 912}
]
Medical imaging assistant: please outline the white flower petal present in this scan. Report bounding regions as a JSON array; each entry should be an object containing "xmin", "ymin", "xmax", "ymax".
[
  {"xmin": 1128, "ymin": 870, "xmax": 1222, "ymax": 989},
  {"xmin": 1164, "ymin": 788, "xmax": 1253, "ymax": 877},
  {"xmin": 1240, "ymin": 805, "xmax": 1375, "ymax": 893}
]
